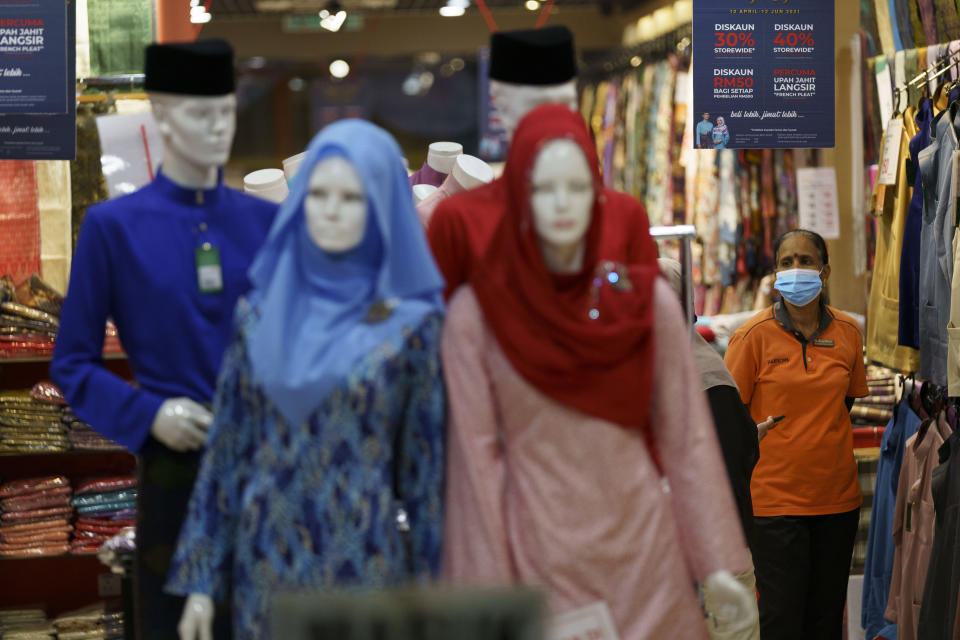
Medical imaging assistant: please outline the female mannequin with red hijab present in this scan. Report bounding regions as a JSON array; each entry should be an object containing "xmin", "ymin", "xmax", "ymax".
[{"xmin": 441, "ymin": 105, "xmax": 757, "ymax": 638}]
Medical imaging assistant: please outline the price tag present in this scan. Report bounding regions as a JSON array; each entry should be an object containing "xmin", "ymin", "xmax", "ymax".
[
  {"xmin": 195, "ymin": 243, "xmax": 223, "ymax": 294},
  {"xmin": 878, "ymin": 118, "xmax": 903, "ymax": 186},
  {"xmin": 876, "ymin": 61, "xmax": 894, "ymax": 126},
  {"xmin": 549, "ymin": 602, "xmax": 620, "ymax": 640}
]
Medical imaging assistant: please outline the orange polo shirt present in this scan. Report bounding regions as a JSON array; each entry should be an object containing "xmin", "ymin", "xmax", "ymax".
[{"xmin": 724, "ymin": 302, "xmax": 869, "ymax": 517}]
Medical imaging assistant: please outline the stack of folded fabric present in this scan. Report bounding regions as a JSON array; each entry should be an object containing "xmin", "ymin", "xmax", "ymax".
[
  {"xmin": 850, "ymin": 365, "xmax": 898, "ymax": 449},
  {"xmin": 0, "ymin": 476, "xmax": 73, "ymax": 558},
  {"xmin": 0, "ymin": 390, "xmax": 68, "ymax": 454},
  {"xmin": 61, "ymin": 409, "xmax": 122, "ymax": 452},
  {"xmin": 52, "ymin": 604, "xmax": 114, "ymax": 640},
  {"xmin": 0, "ymin": 609, "xmax": 54, "ymax": 640},
  {"xmin": 71, "ymin": 477, "xmax": 136, "ymax": 556}
]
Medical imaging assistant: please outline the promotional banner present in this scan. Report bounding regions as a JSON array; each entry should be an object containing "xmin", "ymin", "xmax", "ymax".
[
  {"xmin": 692, "ymin": 0, "xmax": 834, "ymax": 149},
  {"xmin": 0, "ymin": 0, "xmax": 76, "ymax": 160}
]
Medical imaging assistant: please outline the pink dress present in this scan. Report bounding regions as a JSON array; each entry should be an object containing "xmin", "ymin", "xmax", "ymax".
[{"xmin": 442, "ymin": 281, "xmax": 751, "ymax": 640}]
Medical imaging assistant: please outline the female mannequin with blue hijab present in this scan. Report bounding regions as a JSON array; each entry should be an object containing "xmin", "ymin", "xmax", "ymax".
[{"xmin": 165, "ymin": 120, "xmax": 447, "ymax": 640}]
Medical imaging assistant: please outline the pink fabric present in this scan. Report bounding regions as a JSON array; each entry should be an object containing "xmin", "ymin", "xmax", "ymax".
[
  {"xmin": 416, "ymin": 174, "xmax": 466, "ymax": 227},
  {"xmin": 442, "ymin": 281, "xmax": 749, "ymax": 640},
  {"xmin": 885, "ymin": 413, "xmax": 954, "ymax": 640}
]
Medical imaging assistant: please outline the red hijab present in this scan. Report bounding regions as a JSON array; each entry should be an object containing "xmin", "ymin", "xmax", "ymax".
[{"xmin": 471, "ymin": 104, "xmax": 658, "ymax": 429}]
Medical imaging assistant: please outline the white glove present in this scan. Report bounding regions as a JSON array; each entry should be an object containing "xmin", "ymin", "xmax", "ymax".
[
  {"xmin": 178, "ymin": 594, "xmax": 214, "ymax": 640},
  {"xmin": 702, "ymin": 569, "xmax": 759, "ymax": 635},
  {"xmin": 150, "ymin": 398, "xmax": 213, "ymax": 452}
]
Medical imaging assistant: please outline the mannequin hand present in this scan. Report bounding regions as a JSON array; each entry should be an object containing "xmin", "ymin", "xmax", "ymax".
[
  {"xmin": 756, "ymin": 416, "xmax": 779, "ymax": 442},
  {"xmin": 150, "ymin": 398, "xmax": 213, "ymax": 452},
  {"xmin": 178, "ymin": 594, "xmax": 214, "ymax": 640},
  {"xmin": 703, "ymin": 570, "xmax": 759, "ymax": 633}
]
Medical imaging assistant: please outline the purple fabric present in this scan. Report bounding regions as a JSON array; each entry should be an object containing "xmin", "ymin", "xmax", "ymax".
[
  {"xmin": 917, "ymin": 0, "xmax": 938, "ymax": 44},
  {"xmin": 408, "ymin": 162, "xmax": 447, "ymax": 188}
]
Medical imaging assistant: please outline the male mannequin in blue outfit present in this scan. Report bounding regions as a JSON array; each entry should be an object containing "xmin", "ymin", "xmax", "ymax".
[{"xmin": 51, "ymin": 40, "xmax": 276, "ymax": 639}]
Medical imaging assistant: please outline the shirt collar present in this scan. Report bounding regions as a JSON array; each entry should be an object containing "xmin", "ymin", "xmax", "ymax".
[
  {"xmin": 773, "ymin": 298, "xmax": 832, "ymax": 342},
  {"xmin": 152, "ymin": 167, "xmax": 225, "ymax": 207}
]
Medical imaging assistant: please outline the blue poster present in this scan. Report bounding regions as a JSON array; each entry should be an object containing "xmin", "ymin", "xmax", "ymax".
[
  {"xmin": 0, "ymin": 0, "xmax": 75, "ymax": 159},
  {"xmin": 692, "ymin": 0, "xmax": 834, "ymax": 149}
]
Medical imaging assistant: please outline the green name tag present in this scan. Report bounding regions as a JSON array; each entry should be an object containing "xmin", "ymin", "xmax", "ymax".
[
  {"xmin": 813, "ymin": 338, "xmax": 834, "ymax": 347},
  {"xmin": 195, "ymin": 244, "xmax": 223, "ymax": 294}
]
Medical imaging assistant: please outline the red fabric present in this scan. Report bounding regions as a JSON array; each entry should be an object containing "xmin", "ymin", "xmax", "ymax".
[
  {"xmin": 0, "ymin": 475, "xmax": 69, "ymax": 498},
  {"xmin": 468, "ymin": 104, "xmax": 658, "ymax": 429},
  {"xmin": 427, "ymin": 129, "xmax": 657, "ymax": 302},
  {"xmin": 0, "ymin": 161, "xmax": 40, "ymax": 283}
]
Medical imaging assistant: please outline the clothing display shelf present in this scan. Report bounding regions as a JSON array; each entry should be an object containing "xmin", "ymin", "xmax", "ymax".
[
  {"xmin": 0, "ymin": 357, "xmax": 136, "ymax": 619},
  {"xmin": 651, "ymin": 224, "xmax": 696, "ymax": 335}
]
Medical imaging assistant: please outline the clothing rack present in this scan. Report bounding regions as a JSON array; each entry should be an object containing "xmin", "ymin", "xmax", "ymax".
[
  {"xmin": 579, "ymin": 24, "xmax": 691, "ymax": 79},
  {"xmin": 650, "ymin": 224, "xmax": 696, "ymax": 338}
]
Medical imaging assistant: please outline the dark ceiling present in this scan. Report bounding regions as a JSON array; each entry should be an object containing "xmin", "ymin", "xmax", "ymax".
[{"xmin": 211, "ymin": 0, "xmax": 651, "ymax": 16}]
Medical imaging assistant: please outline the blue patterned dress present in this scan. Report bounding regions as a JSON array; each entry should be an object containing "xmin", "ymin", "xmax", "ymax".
[{"xmin": 165, "ymin": 306, "xmax": 446, "ymax": 640}]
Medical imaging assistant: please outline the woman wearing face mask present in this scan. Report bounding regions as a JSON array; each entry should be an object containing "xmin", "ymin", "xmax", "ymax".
[
  {"xmin": 165, "ymin": 120, "xmax": 447, "ymax": 640},
  {"xmin": 724, "ymin": 229, "xmax": 869, "ymax": 640},
  {"xmin": 442, "ymin": 104, "xmax": 757, "ymax": 639}
]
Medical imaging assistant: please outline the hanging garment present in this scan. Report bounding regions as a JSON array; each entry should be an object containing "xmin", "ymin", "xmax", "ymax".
[
  {"xmin": 868, "ymin": 109, "xmax": 921, "ymax": 371},
  {"xmin": 874, "ymin": 0, "xmax": 897, "ymax": 56},
  {"xmin": 887, "ymin": 0, "xmax": 905, "ymax": 51},
  {"xmin": 886, "ymin": 413, "xmax": 953, "ymax": 640},
  {"xmin": 918, "ymin": 0, "xmax": 939, "ymax": 45},
  {"xmin": 900, "ymin": 99, "xmax": 934, "ymax": 352},
  {"xmin": 165, "ymin": 120, "xmax": 447, "ymax": 640},
  {"xmin": 862, "ymin": 398, "xmax": 922, "ymax": 639},
  {"xmin": 917, "ymin": 428, "xmax": 960, "ymax": 638},
  {"xmin": 938, "ymin": 0, "xmax": 960, "ymax": 40},
  {"xmin": 916, "ymin": 105, "xmax": 959, "ymax": 386},
  {"xmin": 908, "ymin": 0, "xmax": 927, "ymax": 47}
]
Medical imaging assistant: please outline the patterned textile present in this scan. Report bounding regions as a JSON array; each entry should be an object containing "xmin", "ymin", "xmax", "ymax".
[
  {"xmin": 166, "ymin": 309, "xmax": 446, "ymax": 640},
  {"xmin": 0, "ymin": 162, "xmax": 40, "ymax": 283},
  {"xmin": 854, "ymin": 451, "xmax": 881, "ymax": 569}
]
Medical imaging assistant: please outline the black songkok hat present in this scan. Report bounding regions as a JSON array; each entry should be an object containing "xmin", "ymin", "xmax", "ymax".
[
  {"xmin": 144, "ymin": 39, "xmax": 235, "ymax": 96},
  {"xmin": 489, "ymin": 26, "xmax": 577, "ymax": 85}
]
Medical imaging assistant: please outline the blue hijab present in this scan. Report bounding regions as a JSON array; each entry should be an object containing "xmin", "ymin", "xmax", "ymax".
[{"xmin": 246, "ymin": 119, "xmax": 445, "ymax": 425}]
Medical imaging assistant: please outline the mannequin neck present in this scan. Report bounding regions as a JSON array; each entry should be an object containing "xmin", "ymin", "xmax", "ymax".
[
  {"xmin": 160, "ymin": 144, "xmax": 219, "ymax": 190},
  {"xmin": 539, "ymin": 238, "xmax": 585, "ymax": 274}
]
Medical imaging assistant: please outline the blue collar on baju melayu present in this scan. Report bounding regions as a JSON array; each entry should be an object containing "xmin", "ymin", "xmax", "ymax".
[{"xmin": 152, "ymin": 167, "xmax": 226, "ymax": 207}]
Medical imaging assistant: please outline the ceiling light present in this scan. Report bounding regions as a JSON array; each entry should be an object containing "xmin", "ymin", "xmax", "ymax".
[
  {"xmin": 447, "ymin": 0, "xmax": 471, "ymax": 7},
  {"xmin": 319, "ymin": 8, "xmax": 330, "ymax": 17},
  {"xmin": 329, "ymin": 59, "xmax": 350, "ymax": 79},
  {"xmin": 439, "ymin": 5, "xmax": 465, "ymax": 16},
  {"xmin": 320, "ymin": 9, "xmax": 347, "ymax": 31},
  {"xmin": 189, "ymin": 8, "xmax": 211, "ymax": 23},
  {"xmin": 288, "ymin": 77, "xmax": 305, "ymax": 91},
  {"xmin": 525, "ymin": 0, "xmax": 539, "ymax": 10},
  {"xmin": 630, "ymin": 55, "xmax": 642, "ymax": 67},
  {"xmin": 450, "ymin": 57, "xmax": 465, "ymax": 71}
]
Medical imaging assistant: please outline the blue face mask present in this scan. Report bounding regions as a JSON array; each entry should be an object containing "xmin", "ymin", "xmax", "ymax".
[{"xmin": 774, "ymin": 268, "xmax": 823, "ymax": 307}]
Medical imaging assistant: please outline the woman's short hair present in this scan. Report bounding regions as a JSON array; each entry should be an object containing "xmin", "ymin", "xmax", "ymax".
[{"xmin": 773, "ymin": 229, "xmax": 829, "ymax": 266}]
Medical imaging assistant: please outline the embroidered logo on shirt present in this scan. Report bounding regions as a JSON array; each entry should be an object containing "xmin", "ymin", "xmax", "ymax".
[{"xmin": 767, "ymin": 358, "xmax": 789, "ymax": 365}]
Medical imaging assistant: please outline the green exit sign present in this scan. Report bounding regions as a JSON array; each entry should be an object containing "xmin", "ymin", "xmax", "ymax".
[{"xmin": 283, "ymin": 13, "xmax": 365, "ymax": 31}]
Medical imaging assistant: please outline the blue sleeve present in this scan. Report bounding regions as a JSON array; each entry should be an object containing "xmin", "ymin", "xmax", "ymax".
[
  {"xmin": 165, "ymin": 322, "xmax": 256, "ymax": 601},
  {"xmin": 50, "ymin": 213, "xmax": 163, "ymax": 452},
  {"xmin": 397, "ymin": 313, "xmax": 447, "ymax": 579},
  {"xmin": 724, "ymin": 132, "xmax": 730, "ymax": 145}
]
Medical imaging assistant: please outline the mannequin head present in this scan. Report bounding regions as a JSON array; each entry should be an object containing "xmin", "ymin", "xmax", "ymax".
[
  {"xmin": 144, "ymin": 39, "xmax": 237, "ymax": 189},
  {"xmin": 303, "ymin": 155, "xmax": 368, "ymax": 253},
  {"xmin": 488, "ymin": 26, "xmax": 577, "ymax": 140},
  {"xmin": 490, "ymin": 80, "xmax": 579, "ymax": 139},
  {"xmin": 530, "ymin": 138, "xmax": 594, "ymax": 273}
]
